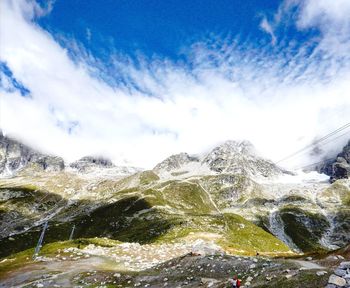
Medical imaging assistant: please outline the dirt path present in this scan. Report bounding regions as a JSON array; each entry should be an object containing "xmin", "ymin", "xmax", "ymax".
[
  {"xmin": 288, "ymin": 259, "xmax": 325, "ymax": 270},
  {"xmin": 0, "ymin": 256, "xmax": 112, "ymax": 288}
]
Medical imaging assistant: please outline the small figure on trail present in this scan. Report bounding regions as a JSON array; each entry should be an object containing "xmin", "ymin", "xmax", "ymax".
[
  {"xmin": 229, "ymin": 275, "xmax": 241, "ymax": 288},
  {"xmin": 189, "ymin": 251, "xmax": 201, "ymax": 256}
]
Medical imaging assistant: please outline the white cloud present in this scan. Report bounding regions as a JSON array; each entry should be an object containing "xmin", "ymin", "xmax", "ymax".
[
  {"xmin": 276, "ymin": 0, "xmax": 350, "ymax": 57},
  {"xmin": 86, "ymin": 28, "xmax": 92, "ymax": 42},
  {"xmin": 1, "ymin": 0, "xmax": 350, "ymax": 170},
  {"xmin": 295, "ymin": 0, "xmax": 350, "ymax": 29},
  {"xmin": 260, "ymin": 17, "xmax": 277, "ymax": 45}
]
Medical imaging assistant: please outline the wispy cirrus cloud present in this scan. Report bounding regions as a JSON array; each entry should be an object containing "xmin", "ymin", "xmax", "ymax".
[
  {"xmin": 0, "ymin": 0, "xmax": 350, "ymax": 169},
  {"xmin": 260, "ymin": 17, "xmax": 277, "ymax": 45}
]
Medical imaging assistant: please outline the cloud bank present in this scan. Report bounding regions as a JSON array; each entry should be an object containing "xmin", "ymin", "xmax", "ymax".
[{"xmin": 1, "ymin": 0, "xmax": 350, "ymax": 169}]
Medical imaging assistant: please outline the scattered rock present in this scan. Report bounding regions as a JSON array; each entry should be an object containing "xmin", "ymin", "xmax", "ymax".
[
  {"xmin": 328, "ymin": 274, "xmax": 346, "ymax": 286},
  {"xmin": 340, "ymin": 262, "xmax": 350, "ymax": 269},
  {"xmin": 335, "ymin": 269, "xmax": 347, "ymax": 277}
]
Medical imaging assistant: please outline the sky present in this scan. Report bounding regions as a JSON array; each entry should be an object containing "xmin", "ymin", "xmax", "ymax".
[{"xmin": 1, "ymin": 0, "xmax": 350, "ymax": 169}]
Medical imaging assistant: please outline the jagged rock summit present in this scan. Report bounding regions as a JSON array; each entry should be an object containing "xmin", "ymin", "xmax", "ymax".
[
  {"xmin": 69, "ymin": 156, "xmax": 114, "ymax": 172},
  {"xmin": 0, "ymin": 132, "xmax": 140, "ymax": 178},
  {"xmin": 318, "ymin": 140, "xmax": 350, "ymax": 182},
  {"xmin": 68, "ymin": 155, "xmax": 141, "ymax": 177},
  {"xmin": 154, "ymin": 140, "xmax": 287, "ymax": 179},
  {"xmin": 153, "ymin": 152, "xmax": 200, "ymax": 172},
  {"xmin": 0, "ymin": 131, "xmax": 64, "ymax": 176}
]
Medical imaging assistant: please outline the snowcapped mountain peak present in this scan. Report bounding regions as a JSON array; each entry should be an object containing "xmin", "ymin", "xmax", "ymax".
[{"xmin": 153, "ymin": 140, "xmax": 287, "ymax": 179}]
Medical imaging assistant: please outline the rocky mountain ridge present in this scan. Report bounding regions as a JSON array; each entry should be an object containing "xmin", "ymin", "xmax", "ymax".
[
  {"xmin": 0, "ymin": 132, "xmax": 139, "ymax": 178},
  {"xmin": 0, "ymin": 132, "xmax": 65, "ymax": 176},
  {"xmin": 319, "ymin": 140, "xmax": 350, "ymax": 182},
  {"xmin": 154, "ymin": 140, "xmax": 288, "ymax": 180},
  {"xmin": 1, "ymin": 135, "xmax": 350, "ymax": 287}
]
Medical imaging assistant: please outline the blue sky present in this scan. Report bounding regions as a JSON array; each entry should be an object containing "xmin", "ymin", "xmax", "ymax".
[
  {"xmin": 37, "ymin": 0, "xmax": 281, "ymax": 60},
  {"xmin": 1, "ymin": 0, "xmax": 350, "ymax": 168}
]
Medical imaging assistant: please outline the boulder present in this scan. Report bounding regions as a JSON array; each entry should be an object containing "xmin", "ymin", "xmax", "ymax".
[
  {"xmin": 328, "ymin": 274, "xmax": 347, "ymax": 286},
  {"xmin": 340, "ymin": 262, "xmax": 350, "ymax": 269},
  {"xmin": 335, "ymin": 268, "xmax": 347, "ymax": 277}
]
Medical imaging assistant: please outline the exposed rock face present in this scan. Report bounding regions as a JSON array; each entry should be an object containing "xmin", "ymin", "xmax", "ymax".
[
  {"xmin": 1, "ymin": 134, "xmax": 349, "ymax": 262},
  {"xmin": 154, "ymin": 140, "xmax": 287, "ymax": 179},
  {"xmin": 0, "ymin": 132, "xmax": 140, "ymax": 178},
  {"xmin": 69, "ymin": 156, "xmax": 114, "ymax": 172},
  {"xmin": 203, "ymin": 140, "xmax": 285, "ymax": 177},
  {"xmin": 153, "ymin": 153, "xmax": 199, "ymax": 173},
  {"xmin": 319, "ymin": 141, "xmax": 350, "ymax": 182},
  {"xmin": 0, "ymin": 132, "xmax": 64, "ymax": 176}
]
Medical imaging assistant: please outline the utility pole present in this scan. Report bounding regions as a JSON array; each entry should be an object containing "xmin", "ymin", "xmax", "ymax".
[
  {"xmin": 33, "ymin": 221, "xmax": 48, "ymax": 260},
  {"xmin": 69, "ymin": 224, "xmax": 76, "ymax": 240}
]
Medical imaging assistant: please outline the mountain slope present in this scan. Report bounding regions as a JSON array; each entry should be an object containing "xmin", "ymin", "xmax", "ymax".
[
  {"xmin": 0, "ymin": 132, "xmax": 65, "ymax": 176},
  {"xmin": 154, "ymin": 140, "xmax": 287, "ymax": 180},
  {"xmin": 0, "ymin": 132, "xmax": 141, "ymax": 179},
  {"xmin": 318, "ymin": 140, "xmax": 350, "ymax": 182},
  {"xmin": 1, "ymin": 137, "xmax": 350, "ymax": 287},
  {"xmin": 0, "ymin": 169, "xmax": 291, "ymax": 258},
  {"xmin": 1, "ymin": 137, "xmax": 350, "ymax": 260}
]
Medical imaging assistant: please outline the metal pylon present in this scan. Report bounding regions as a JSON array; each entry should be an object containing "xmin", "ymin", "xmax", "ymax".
[
  {"xmin": 33, "ymin": 221, "xmax": 48, "ymax": 259},
  {"xmin": 69, "ymin": 224, "xmax": 76, "ymax": 240}
]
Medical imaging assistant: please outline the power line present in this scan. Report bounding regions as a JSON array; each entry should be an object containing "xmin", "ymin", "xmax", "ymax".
[
  {"xmin": 276, "ymin": 122, "xmax": 350, "ymax": 164},
  {"xmin": 0, "ymin": 190, "xmax": 48, "ymax": 233},
  {"xmin": 2, "ymin": 196, "xmax": 67, "ymax": 235},
  {"xmin": 288, "ymin": 130, "xmax": 350, "ymax": 168},
  {"xmin": 296, "ymin": 157, "xmax": 335, "ymax": 170}
]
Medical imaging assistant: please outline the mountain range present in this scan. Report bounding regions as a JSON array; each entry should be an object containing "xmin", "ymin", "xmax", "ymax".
[{"xmin": 0, "ymin": 132, "xmax": 349, "ymax": 287}]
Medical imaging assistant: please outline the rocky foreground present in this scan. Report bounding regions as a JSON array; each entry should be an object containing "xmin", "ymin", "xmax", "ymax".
[
  {"xmin": 1, "ymin": 237, "xmax": 344, "ymax": 288},
  {"xmin": 326, "ymin": 261, "xmax": 350, "ymax": 288}
]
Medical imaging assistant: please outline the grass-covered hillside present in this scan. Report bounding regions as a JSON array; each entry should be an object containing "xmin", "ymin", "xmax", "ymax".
[{"xmin": 0, "ymin": 169, "xmax": 293, "ymax": 259}]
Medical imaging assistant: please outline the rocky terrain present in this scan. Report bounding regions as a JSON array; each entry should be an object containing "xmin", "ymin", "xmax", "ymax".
[
  {"xmin": 0, "ymin": 132, "xmax": 65, "ymax": 176},
  {"xmin": 326, "ymin": 261, "xmax": 350, "ymax": 287},
  {"xmin": 318, "ymin": 140, "xmax": 350, "ymax": 182},
  {"xmin": 0, "ymin": 134, "xmax": 349, "ymax": 287},
  {"xmin": 0, "ymin": 239, "xmax": 337, "ymax": 288}
]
